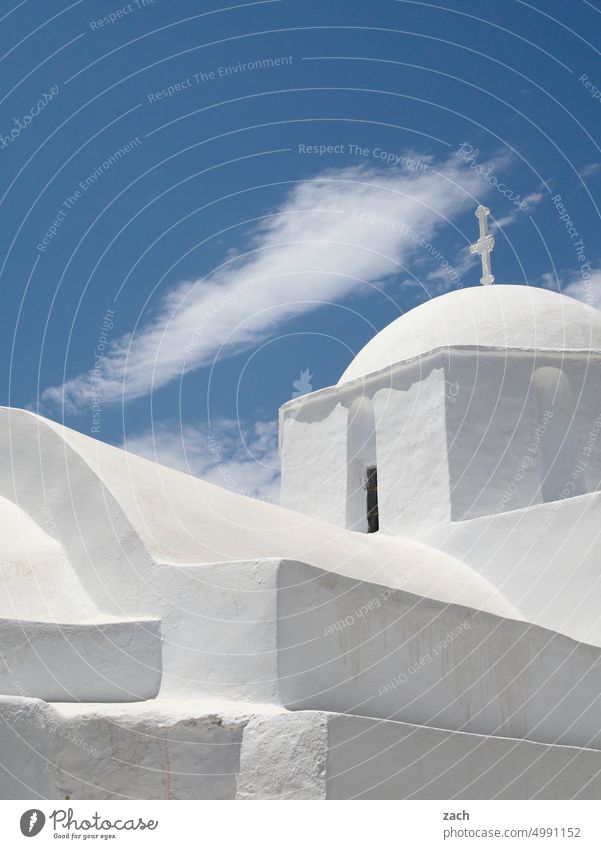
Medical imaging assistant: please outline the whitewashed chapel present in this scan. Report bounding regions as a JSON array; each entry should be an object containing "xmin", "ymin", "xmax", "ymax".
[
  {"xmin": 282, "ymin": 207, "xmax": 601, "ymax": 537},
  {"xmin": 2, "ymin": 207, "xmax": 601, "ymax": 799}
]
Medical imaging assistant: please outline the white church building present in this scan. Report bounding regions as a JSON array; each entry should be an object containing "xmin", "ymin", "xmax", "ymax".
[
  {"xmin": 282, "ymin": 282, "xmax": 601, "ymax": 533},
  {"xmin": 280, "ymin": 282, "xmax": 601, "ymax": 644},
  {"xmin": 3, "ymin": 208, "xmax": 601, "ymax": 799}
]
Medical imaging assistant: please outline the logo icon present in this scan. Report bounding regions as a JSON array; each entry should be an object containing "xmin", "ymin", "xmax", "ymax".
[
  {"xmin": 20, "ymin": 810, "xmax": 45, "ymax": 837},
  {"xmin": 292, "ymin": 368, "xmax": 313, "ymax": 398}
]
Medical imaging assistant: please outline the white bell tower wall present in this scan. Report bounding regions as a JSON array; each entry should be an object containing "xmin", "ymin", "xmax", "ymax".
[
  {"xmin": 281, "ymin": 347, "xmax": 601, "ymax": 533},
  {"xmin": 280, "ymin": 355, "xmax": 453, "ymax": 532},
  {"xmin": 444, "ymin": 349, "xmax": 601, "ymax": 521}
]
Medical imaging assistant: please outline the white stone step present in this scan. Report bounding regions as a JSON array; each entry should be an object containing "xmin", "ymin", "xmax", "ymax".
[{"xmin": 0, "ymin": 617, "xmax": 161, "ymax": 702}]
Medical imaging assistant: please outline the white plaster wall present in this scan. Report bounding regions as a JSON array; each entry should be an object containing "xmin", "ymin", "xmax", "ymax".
[
  {"xmin": 0, "ymin": 698, "xmax": 245, "ymax": 799},
  {"xmin": 280, "ymin": 359, "xmax": 453, "ymax": 534},
  {"xmin": 445, "ymin": 352, "xmax": 543, "ymax": 521},
  {"xmin": 4, "ymin": 698, "xmax": 601, "ymax": 800},
  {"xmin": 326, "ymin": 713, "xmax": 601, "ymax": 799},
  {"xmin": 346, "ymin": 397, "xmax": 377, "ymax": 531},
  {"xmin": 0, "ymin": 408, "xmax": 522, "ymax": 709},
  {"xmin": 444, "ymin": 351, "xmax": 601, "ymax": 521},
  {"xmin": 276, "ymin": 562, "xmax": 601, "ymax": 749},
  {"xmin": 0, "ymin": 408, "xmax": 155, "ymax": 619},
  {"xmin": 54, "ymin": 708, "xmax": 245, "ymax": 800},
  {"xmin": 280, "ymin": 402, "xmax": 348, "ymax": 526},
  {"xmin": 0, "ymin": 548, "xmax": 506, "ymax": 708},
  {"xmin": 417, "ymin": 491, "xmax": 601, "ymax": 647},
  {"xmin": 373, "ymin": 368, "xmax": 451, "ymax": 531},
  {"xmin": 0, "ymin": 697, "xmax": 54, "ymax": 799},
  {"xmin": 533, "ymin": 367, "xmax": 583, "ymax": 501},
  {"xmin": 293, "ymin": 347, "xmax": 601, "ymax": 532},
  {"xmin": 0, "ymin": 618, "xmax": 161, "ymax": 702},
  {"xmin": 47, "ymin": 402, "xmax": 412, "ymax": 571},
  {"xmin": 153, "ymin": 560, "xmax": 279, "ymax": 702},
  {"xmin": 556, "ymin": 358, "xmax": 601, "ymax": 495},
  {"xmin": 237, "ymin": 711, "xmax": 327, "ymax": 799},
  {"xmin": 150, "ymin": 557, "xmax": 515, "ymax": 703},
  {"xmin": 0, "ymin": 495, "xmax": 98, "ymax": 623}
]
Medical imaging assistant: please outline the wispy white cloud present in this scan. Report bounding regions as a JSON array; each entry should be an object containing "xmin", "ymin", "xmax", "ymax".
[
  {"xmin": 491, "ymin": 191, "xmax": 544, "ymax": 230},
  {"xmin": 41, "ymin": 157, "xmax": 489, "ymax": 413},
  {"xmin": 540, "ymin": 266, "xmax": 601, "ymax": 310},
  {"xmin": 563, "ymin": 268, "xmax": 601, "ymax": 310},
  {"xmin": 123, "ymin": 418, "xmax": 281, "ymax": 503},
  {"xmin": 578, "ymin": 163, "xmax": 601, "ymax": 181}
]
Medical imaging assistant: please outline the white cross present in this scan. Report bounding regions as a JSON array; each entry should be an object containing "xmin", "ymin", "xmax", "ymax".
[{"xmin": 469, "ymin": 204, "xmax": 495, "ymax": 285}]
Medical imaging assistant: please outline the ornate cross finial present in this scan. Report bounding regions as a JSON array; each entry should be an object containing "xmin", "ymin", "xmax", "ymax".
[{"xmin": 469, "ymin": 205, "xmax": 495, "ymax": 285}]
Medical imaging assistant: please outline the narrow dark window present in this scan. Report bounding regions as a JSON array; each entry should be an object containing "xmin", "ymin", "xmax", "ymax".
[{"xmin": 366, "ymin": 465, "xmax": 379, "ymax": 533}]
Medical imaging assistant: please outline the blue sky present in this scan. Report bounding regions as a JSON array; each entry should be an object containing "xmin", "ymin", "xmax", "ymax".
[{"xmin": 1, "ymin": 0, "xmax": 600, "ymax": 499}]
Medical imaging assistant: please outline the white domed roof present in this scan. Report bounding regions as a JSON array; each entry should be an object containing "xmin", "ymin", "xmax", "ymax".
[{"xmin": 339, "ymin": 284, "xmax": 601, "ymax": 384}]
